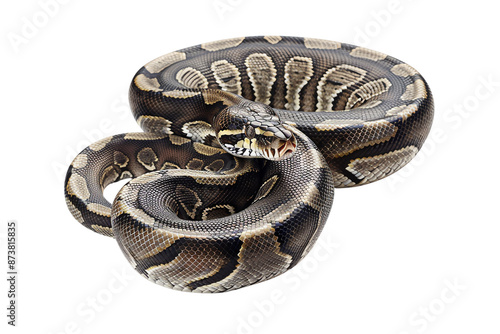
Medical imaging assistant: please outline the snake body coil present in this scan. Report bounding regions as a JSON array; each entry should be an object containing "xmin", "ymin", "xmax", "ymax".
[{"xmin": 65, "ymin": 36, "xmax": 433, "ymax": 292}]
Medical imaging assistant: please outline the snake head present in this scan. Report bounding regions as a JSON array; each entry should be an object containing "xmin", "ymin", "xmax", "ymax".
[{"xmin": 213, "ymin": 103, "xmax": 297, "ymax": 161}]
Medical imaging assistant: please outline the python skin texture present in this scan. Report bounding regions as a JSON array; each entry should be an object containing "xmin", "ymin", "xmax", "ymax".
[{"xmin": 65, "ymin": 36, "xmax": 433, "ymax": 293}]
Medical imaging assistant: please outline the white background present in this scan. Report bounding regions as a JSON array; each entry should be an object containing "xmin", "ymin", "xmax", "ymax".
[{"xmin": 1, "ymin": 0, "xmax": 499, "ymax": 333}]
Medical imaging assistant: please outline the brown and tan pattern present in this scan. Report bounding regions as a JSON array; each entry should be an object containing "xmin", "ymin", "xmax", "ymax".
[
  {"xmin": 350, "ymin": 47, "xmax": 387, "ymax": 61},
  {"xmin": 316, "ymin": 65, "xmax": 367, "ymax": 111},
  {"xmin": 304, "ymin": 37, "xmax": 341, "ymax": 50},
  {"xmin": 66, "ymin": 174, "xmax": 90, "ymax": 200},
  {"xmin": 211, "ymin": 60, "xmax": 242, "ymax": 95},
  {"xmin": 346, "ymin": 146, "xmax": 419, "ymax": 184},
  {"xmin": 176, "ymin": 67, "xmax": 209, "ymax": 89},
  {"xmin": 65, "ymin": 36, "xmax": 433, "ymax": 293},
  {"xmin": 137, "ymin": 147, "xmax": 158, "ymax": 171},
  {"xmin": 401, "ymin": 79, "xmax": 427, "ymax": 101},
  {"xmin": 181, "ymin": 121, "xmax": 215, "ymax": 143},
  {"xmin": 201, "ymin": 37, "xmax": 245, "ymax": 51},
  {"xmin": 284, "ymin": 56, "xmax": 314, "ymax": 111},
  {"xmin": 71, "ymin": 154, "xmax": 87, "ymax": 169},
  {"xmin": 89, "ymin": 136, "xmax": 113, "ymax": 151},
  {"xmin": 134, "ymin": 74, "xmax": 162, "ymax": 92},
  {"xmin": 137, "ymin": 116, "xmax": 173, "ymax": 134},
  {"xmin": 245, "ymin": 53, "xmax": 277, "ymax": 105},
  {"xmin": 144, "ymin": 51, "xmax": 186, "ymax": 74},
  {"xmin": 391, "ymin": 63, "xmax": 418, "ymax": 77},
  {"xmin": 162, "ymin": 90, "xmax": 201, "ymax": 99},
  {"xmin": 263, "ymin": 36, "xmax": 282, "ymax": 44},
  {"xmin": 345, "ymin": 78, "xmax": 392, "ymax": 110}
]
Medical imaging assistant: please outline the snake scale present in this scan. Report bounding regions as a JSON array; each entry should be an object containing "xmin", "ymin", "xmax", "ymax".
[{"xmin": 65, "ymin": 36, "xmax": 433, "ymax": 293}]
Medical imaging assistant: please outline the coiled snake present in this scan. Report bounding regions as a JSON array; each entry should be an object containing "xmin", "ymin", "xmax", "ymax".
[{"xmin": 65, "ymin": 36, "xmax": 433, "ymax": 293}]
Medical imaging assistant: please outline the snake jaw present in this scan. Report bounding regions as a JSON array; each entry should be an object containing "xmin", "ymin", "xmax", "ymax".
[
  {"xmin": 262, "ymin": 135, "xmax": 297, "ymax": 161},
  {"xmin": 214, "ymin": 101, "xmax": 297, "ymax": 161},
  {"xmin": 222, "ymin": 132, "xmax": 296, "ymax": 160}
]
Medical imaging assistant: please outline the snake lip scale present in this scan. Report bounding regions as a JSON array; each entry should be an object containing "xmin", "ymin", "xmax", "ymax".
[{"xmin": 65, "ymin": 36, "xmax": 433, "ymax": 293}]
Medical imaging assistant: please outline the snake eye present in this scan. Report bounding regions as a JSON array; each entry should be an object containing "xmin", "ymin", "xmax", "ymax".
[{"xmin": 244, "ymin": 125, "xmax": 255, "ymax": 139}]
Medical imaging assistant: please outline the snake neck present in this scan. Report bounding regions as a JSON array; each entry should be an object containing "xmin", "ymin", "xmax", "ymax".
[{"xmin": 130, "ymin": 81, "xmax": 293, "ymax": 159}]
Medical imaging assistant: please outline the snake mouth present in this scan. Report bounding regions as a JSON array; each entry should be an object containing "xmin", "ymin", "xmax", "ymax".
[{"xmin": 262, "ymin": 135, "xmax": 297, "ymax": 161}]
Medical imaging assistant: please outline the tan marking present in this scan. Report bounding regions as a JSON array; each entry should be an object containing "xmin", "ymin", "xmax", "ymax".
[
  {"xmin": 133, "ymin": 74, "xmax": 162, "ymax": 92},
  {"xmin": 193, "ymin": 173, "xmax": 240, "ymax": 186},
  {"xmin": 211, "ymin": 60, "xmax": 242, "ymax": 95},
  {"xmin": 196, "ymin": 224, "xmax": 291, "ymax": 293},
  {"xmin": 176, "ymin": 185, "xmax": 202, "ymax": 219},
  {"xmin": 264, "ymin": 36, "xmax": 282, "ymax": 44},
  {"xmin": 302, "ymin": 183, "xmax": 322, "ymax": 211},
  {"xmin": 385, "ymin": 104, "xmax": 418, "ymax": 121},
  {"xmin": 168, "ymin": 134, "xmax": 191, "ymax": 146},
  {"xmin": 347, "ymin": 146, "xmax": 419, "ymax": 183},
  {"xmin": 161, "ymin": 162, "xmax": 180, "ymax": 170},
  {"xmin": 358, "ymin": 100, "xmax": 382, "ymax": 109},
  {"xmin": 137, "ymin": 116, "xmax": 173, "ymax": 134},
  {"xmin": 116, "ymin": 220, "xmax": 182, "ymax": 260},
  {"xmin": 194, "ymin": 160, "xmax": 258, "ymax": 186},
  {"xmin": 176, "ymin": 67, "xmax": 208, "ymax": 89},
  {"xmin": 146, "ymin": 246, "xmax": 227, "ymax": 290},
  {"xmin": 300, "ymin": 183, "xmax": 325, "ymax": 258},
  {"xmin": 186, "ymin": 158, "xmax": 204, "ymax": 170},
  {"xmin": 201, "ymin": 37, "xmax": 245, "ymax": 51},
  {"xmin": 139, "ymin": 229, "xmax": 182, "ymax": 258},
  {"xmin": 391, "ymin": 63, "xmax": 418, "ymax": 77},
  {"xmin": 316, "ymin": 65, "xmax": 367, "ymax": 111},
  {"xmin": 144, "ymin": 51, "xmax": 186, "ymax": 74},
  {"xmin": 193, "ymin": 142, "xmax": 226, "ymax": 156},
  {"xmin": 182, "ymin": 121, "xmax": 215, "ymax": 142},
  {"xmin": 315, "ymin": 118, "xmax": 364, "ymax": 131},
  {"xmin": 120, "ymin": 171, "xmax": 133, "ymax": 179},
  {"xmin": 87, "ymin": 203, "xmax": 112, "ymax": 217},
  {"xmin": 89, "ymin": 136, "xmax": 113, "ymax": 151},
  {"xmin": 65, "ymin": 197, "xmax": 84, "ymax": 223},
  {"xmin": 218, "ymin": 129, "xmax": 244, "ymax": 136},
  {"xmin": 128, "ymin": 207, "xmax": 156, "ymax": 226},
  {"xmin": 401, "ymin": 79, "xmax": 427, "ymax": 100},
  {"xmin": 304, "ymin": 38, "xmax": 341, "ymax": 50},
  {"xmin": 245, "ymin": 53, "xmax": 277, "ymax": 105},
  {"xmin": 100, "ymin": 166, "xmax": 119, "ymax": 188},
  {"xmin": 91, "ymin": 225, "xmax": 114, "ymax": 237},
  {"xmin": 331, "ymin": 172, "xmax": 356, "ymax": 187},
  {"xmin": 71, "ymin": 154, "xmax": 87, "ymax": 169},
  {"xmin": 350, "ymin": 47, "xmax": 387, "ymax": 61},
  {"xmin": 123, "ymin": 133, "xmax": 167, "ymax": 140},
  {"xmin": 302, "ymin": 146, "xmax": 329, "ymax": 172},
  {"xmin": 66, "ymin": 174, "xmax": 90, "ymax": 200},
  {"xmin": 254, "ymin": 175, "xmax": 279, "ymax": 202},
  {"xmin": 201, "ymin": 205, "xmax": 235, "ymax": 220},
  {"xmin": 284, "ymin": 56, "xmax": 314, "ymax": 111},
  {"xmin": 162, "ymin": 90, "xmax": 201, "ymax": 99},
  {"xmin": 204, "ymin": 159, "xmax": 225, "ymax": 172},
  {"xmin": 113, "ymin": 199, "xmax": 158, "ymax": 227},
  {"xmin": 346, "ymin": 78, "xmax": 392, "ymax": 110},
  {"xmin": 321, "ymin": 120, "xmax": 397, "ymax": 158},
  {"xmin": 201, "ymin": 89, "xmax": 240, "ymax": 105},
  {"xmin": 137, "ymin": 147, "xmax": 158, "ymax": 171},
  {"xmin": 243, "ymin": 137, "xmax": 251, "ymax": 149},
  {"xmin": 113, "ymin": 151, "xmax": 129, "ymax": 168}
]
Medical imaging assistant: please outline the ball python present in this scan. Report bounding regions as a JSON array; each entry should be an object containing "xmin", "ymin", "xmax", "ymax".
[{"xmin": 65, "ymin": 36, "xmax": 433, "ymax": 293}]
